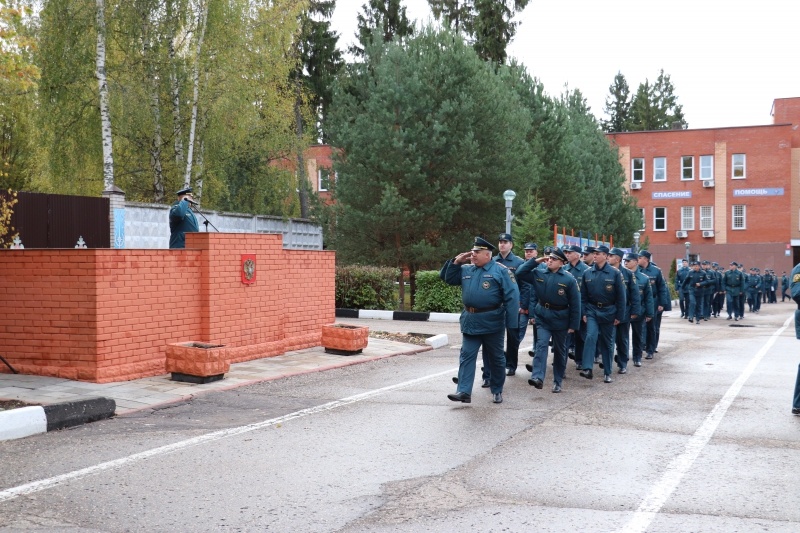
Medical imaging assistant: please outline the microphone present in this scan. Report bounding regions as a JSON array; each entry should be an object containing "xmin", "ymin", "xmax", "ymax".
[{"xmin": 186, "ymin": 198, "xmax": 199, "ymax": 206}]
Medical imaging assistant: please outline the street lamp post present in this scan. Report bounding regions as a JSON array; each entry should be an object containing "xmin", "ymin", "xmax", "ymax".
[
  {"xmin": 685, "ymin": 241, "xmax": 691, "ymax": 261},
  {"xmin": 503, "ymin": 190, "xmax": 516, "ymax": 235},
  {"xmin": 633, "ymin": 232, "xmax": 640, "ymax": 253}
]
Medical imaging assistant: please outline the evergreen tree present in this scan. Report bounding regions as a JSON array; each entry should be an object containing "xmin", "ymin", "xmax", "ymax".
[
  {"xmin": 349, "ymin": 0, "xmax": 414, "ymax": 58},
  {"xmin": 627, "ymin": 80, "xmax": 658, "ymax": 131},
  {"xmin": 601, "ymin": 71, "xmax": 630, "ymax": 133},
  {"xmin": 428, "ymin": 0, "xmax": 474, "ymax": 36},
  {"xmin": 627, "ymin": 70, "xmax": 687, "ymax": 131},
  {"xmin": 472, "ymin": 0, "xmax": 529, "ymax": 64}
]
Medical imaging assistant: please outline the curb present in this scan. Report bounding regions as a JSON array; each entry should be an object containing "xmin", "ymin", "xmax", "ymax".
[
  {"xmin": 0, "ymin": 397, "xmax": 116, "ymax": 442},
  {"xmin": 336, "ymin": 309, "xmax": 459, "ymax": 322}
]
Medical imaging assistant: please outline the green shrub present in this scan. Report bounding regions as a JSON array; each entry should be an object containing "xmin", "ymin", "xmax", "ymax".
[
  {"xmin": 336, "ymin": 265, "xmax": 399, "ymax": 310},
  {"xmin": 413, "ymin": 270, "xmax": 462, "ymax": 313}
]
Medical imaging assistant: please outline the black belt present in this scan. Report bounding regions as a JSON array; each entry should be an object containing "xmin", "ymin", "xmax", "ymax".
[
  {"xmin": 590, "ymin": 301, "xmax": 611, "ymax": 308},
  {"xmin": 465, "ymin": 304, "xmax": 501, "ymax": 314},
  {"xmin": 539, "ymin": 302, "xmax": 567, "ymax": 311}
]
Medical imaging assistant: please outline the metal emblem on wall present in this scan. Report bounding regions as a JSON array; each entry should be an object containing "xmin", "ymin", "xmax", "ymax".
[{"xmin": 241, "ymin": 254, "xmax": 256, "ymax": 284}]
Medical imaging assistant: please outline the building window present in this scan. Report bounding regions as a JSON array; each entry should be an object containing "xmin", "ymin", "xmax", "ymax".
[
  {"xmin": 700, "ymin": 155, "xmax": 713, "ymax": 180},
  {"xmin": 638, "ymin": 208, "xmax": 645, "ymax": 230},
  {"xmin": 654, "ymin": 157, "xmax": 666, "ymax": 181},
  {"xmin": 681, "ymin": 156, "xmax": 694, "ymax": 180},
  {"xmin": 681, "ymin": 206, "xmax": 694, "ymax": 230},
  {"xmin": 632, "ymin": 158, "xmax": 644, "ymax": 182},
  {"xmin": 732, "ymin": 154, "xmax": 746, "ymax": 179},
  {"xmin": 732, "ymin": 205, "xmax": 746, "ymax": 229},
  {"xmin": 654, "ymin": 207, "xmax": 667, "ymax": 231},
  {"xmin": 318, "ymin": 168, "xmax": 334, "ymax": 191},
  {"xmin": 700, "ymin": 206, "xmax": 713, "ymax": 230}
]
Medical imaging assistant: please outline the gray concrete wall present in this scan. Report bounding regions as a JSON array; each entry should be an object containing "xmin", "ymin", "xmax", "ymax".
[{"xmin": 123, "ymin": 202, "xmax": 322, "ymax": 250}]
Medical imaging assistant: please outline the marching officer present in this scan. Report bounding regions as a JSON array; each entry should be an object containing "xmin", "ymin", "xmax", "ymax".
[
  {"xmin": 564, "ymin": 245, "xmax": 588, "ymax": 367},
  {"xmin": 681, "ymin": 261, "xmax": 713, "ymax": 323},
  {"xmin": 675, "ymin": 259, "xmax": 690, "ymax": 318},
  {"xmin": 579, "ymin": 245, "xmax": 626, "ymax": 383},
  {"xmin": 624, "ymin": 253, "xmax": 654, "ymax": 367},
  {"xmin": 607, "ymin": 247, "xmax": 641, "ymax": 374},
  {"xmin": 790, "ymin": 262, "xmax": 800, "ymax": 415},
  {"xmin": 722, "ymin": 262, "xmax": 745, "ymax": 320},
  {"xmin": 516, "ymin": 247, "xmax": 580, "ymax": 393},
  {"xmin": 637, "ymin": 251, "xmax": 670, "ymax": 359},
  {"xmin": 441, "ymin": 237, "xmax": 519, "ymax": 404},
  {"xmin": 494, "ymin": 233, "xmax": 524, "ymax": 376}
]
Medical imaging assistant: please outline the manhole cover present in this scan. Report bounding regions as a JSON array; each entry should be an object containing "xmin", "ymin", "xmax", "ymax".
[{"xmin": 729, "ymin": 324, "xmax": 755, "ymax": 327}]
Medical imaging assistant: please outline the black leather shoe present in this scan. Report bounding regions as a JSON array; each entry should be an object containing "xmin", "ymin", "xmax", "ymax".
[
  {"xmin": 633, "ymin": 361, "xmax": 642, "ymax": 367},
  {"xmin": 525, "ymin": 363, "xmax": 533, "ymax": 372},
  {"xmin": 528, "ymin": 378, "xmax": 543, "ymax": 389},
  {"xmin": 598, "ymin": 361, "xmax": 604, "ymax": 369},
  {"xmin": 552, "ymin": 384, "xmax": 562, "ymax": 393},
  {"xmin": 492, "ymin": 392, "xmax": 503, "ymax": 404},
  {"xmin": 727, "ymin": 316, "xmax": 732, "ymax": 320},
  {"xmin": 579, "ymin": 369, "xmax": 593, "ymax": 380},
  {"xmin": 645, "ymin": 353, "xmax": 654, "ymax": 360},
  {"xmin": 506, "ymin": 368, "xmax": 516, "ymax": 376},
  {"xmin": 618, "ymin": 367, "xmax": 627, "ymax": 374},
  {"xmin": 452, "ymin": 377, "xmax": 459, "ymax": 384},
  {"xmin": 594, "ymin": 357, "xmax": 601, "ymax": 364},
  {"xmin": 793, "ymin": 407, "xmax": 800, "ymax": 415},
  {"xmin": 688, "ymin": 318, "xmax": 693, "ymax": 323},
  {"xmin": 481, "ymin": 379, "xmax": 490, "ymax": 388},
  {"xmin": 447, "ymin": 392, "xmax": 471, "ymax": 403},
  {"xmin": 603, "ymin": 375, "xmax": 612, "ymax": 383}
]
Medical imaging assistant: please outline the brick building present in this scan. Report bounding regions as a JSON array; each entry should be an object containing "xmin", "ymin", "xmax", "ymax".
[{"xmin": 606, "ymin": 97, "xmax": 800, "ymax": 273}]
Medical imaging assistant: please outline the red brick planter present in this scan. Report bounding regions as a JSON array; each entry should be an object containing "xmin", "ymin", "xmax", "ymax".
[
  {"xmin": 321, "ymin": 324, "xmax": 369, "ymax": 355},
  {"xmin": 165, "ymin": 342, "xmax": 230, "ymax": 383}
]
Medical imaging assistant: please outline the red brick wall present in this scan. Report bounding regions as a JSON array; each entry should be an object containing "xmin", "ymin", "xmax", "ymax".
[{"xmin": 0, "ymin": 233, "xmax": 335, "ymax": 382}]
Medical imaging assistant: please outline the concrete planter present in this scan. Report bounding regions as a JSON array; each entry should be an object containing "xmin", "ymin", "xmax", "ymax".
[
  {"xmin": 321, "ymin": 324, "xmax": 369, "ymax": 355},
  {"xmin": 165, "ymin": 342, "xmax": 230, "ymax": 383}
]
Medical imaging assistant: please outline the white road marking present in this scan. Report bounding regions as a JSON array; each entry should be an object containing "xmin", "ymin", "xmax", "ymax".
[
  {"xmin": 0, "ymin": 368, "xmax": 456, "ymax": 504},
  {"xmin": 618, "ymin": 315, "xmax": 794, "ymax": 533}
]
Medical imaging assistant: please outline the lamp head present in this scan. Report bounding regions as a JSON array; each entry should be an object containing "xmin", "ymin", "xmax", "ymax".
[{"xmin": 503, "ymin": 190, "xmax": 516, "ymax": 202}]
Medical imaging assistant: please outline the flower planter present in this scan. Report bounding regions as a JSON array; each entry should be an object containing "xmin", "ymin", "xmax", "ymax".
[
  {"xmin": 321, "ymin": 324, "xmax": 369, "ymax": 355},
  {"xmin": 165, "ymin": 342, "xmax": 230, "ymax": 383}
]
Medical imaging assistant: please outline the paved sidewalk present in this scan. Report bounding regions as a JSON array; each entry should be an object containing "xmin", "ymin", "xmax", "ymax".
[{"xmin": 0, "ymin": 335, "xmax": 434, "ymax": 416}]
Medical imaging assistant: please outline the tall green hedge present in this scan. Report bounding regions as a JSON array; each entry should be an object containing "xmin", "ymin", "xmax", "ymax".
[
  {"xmin": 335, "ymin": 265, "xmax": 399, "ymax": 310},
  {"xmin": 412, "ymin": 270, "xmax": 462, "ymax": 313}
]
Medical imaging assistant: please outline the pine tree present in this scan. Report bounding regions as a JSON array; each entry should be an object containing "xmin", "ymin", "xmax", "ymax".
[
  {"xmin": 350, "ymin": 0, "xmax": 414, "ymax": 58},
  {"xmin": 627, "ymin": 70, "xmax": 687, "ymax": 131},
  {"xmin": 428, "ymin": 0, "xmax": 475, "ymax": 35},
  {"xmin": 601, "ymin": 71, "xmax": 630, "ymax": 133},
  {"xmin": 472, "ymin": 0, "xmax": 529, "ymax": 64}
]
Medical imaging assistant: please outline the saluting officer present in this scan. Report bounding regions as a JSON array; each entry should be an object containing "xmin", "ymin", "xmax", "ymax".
[
  {"xmin": 169, "ymin": 187, "xmax": 200, "ymax": 249},
  {"xmin": 579, "ymin": 245, "xmax": 626, "ymax": 383},
  {"xmin": 516, "ymin": 247, "xmax": 580, "ymax": 393},
  {"xmin": 441, "ymin": 237, "xmax": 520, "ymax": 404},
  {"xmin": 624, "ymin": 252, "xmax": 654, "ymax": 367},
  {"xmin": 722, "ymin": 262, "xmax": 745, "ymax": 320},
  {"xmin": 494, "ymin": 233, "xmax": 524, "ymax": 376},
  {"xmin": 564, "ymin": 245, "xmax": 588, "ymax": 367}
]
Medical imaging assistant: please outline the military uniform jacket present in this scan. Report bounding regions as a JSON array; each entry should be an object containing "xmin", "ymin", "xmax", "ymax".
[
  {"xmin": 632, "ymin": 269, "xmax": 655, "ymax": 319},
  {"xmin": 168, "ymin": 199, "xmax": 200, "ymax": 249},
  {"xmin": 525, "ymin": 267, "xmax": 581, "ymax": 332},
  {"xmin": 681, "ymin": 269, "xmax": 713, "ymax": 294},
  {"xmin": 580, "ymin": 262, "xmax": 626, "ymax": 324},
  {"xmin": 791, "ymin": 264, "xmax": 800, "ymax": 304},
  {"xmin": 565, "ymin": 260, "xmax": 589, "ymax": 284},
  {"xmin": 639, "ymin": 263, "xmax": 671, "ymax": 310},
  {"xmin": 675, "ymin": 266, "xmax": 690, "ymax": 294},
  {"xmin": 700, "ymin": 269, "xmax": 715, "ymax": 295},
  {"xmin": 722, "ymin": 270, "xmax": 745, "ymax": 296},
  {"xmin": 617, "ymin": 266, "xmax": 642, "ymax": 323},
  {"xmin": 496, "ymin": 252, "xmax": 527, "ymax": 316},
  {"xmin": 440, "ymin": 258, "xmax": 520, "ymax": 334},
  {"xmin": 746, "ymin": 274, "xmax": 762, "ymax": 293},
  {"xmin": 782, "ymin": 275, "xmax": 790, "ymax": 291},
  {"xmin": 763, "ymin": 274, "xmax": 773, "ymax": 292}
]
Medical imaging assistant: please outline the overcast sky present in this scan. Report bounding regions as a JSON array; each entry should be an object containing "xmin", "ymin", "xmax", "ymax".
[{"xmin": 331, "ymin": 0, "xmax": 798, "ymax": 129}]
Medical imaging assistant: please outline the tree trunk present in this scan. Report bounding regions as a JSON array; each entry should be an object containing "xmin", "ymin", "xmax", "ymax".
[
  {"xmin": 143, "ymin": 15, "xmax": 164, "ymax": 202},
  {"xmin": 167, "ymin": 0, "xmax": 184, "ymax": 170},
  {"xmin": 183, "ymin": 0, "xmax": 208, "ymax": 188},
  {"xmin": 409, "ymin": 268, "xmax": 416, "ymax": 310},
  {"xmin": 95, "ymin": 0, "xmax": 115, "ymax": 191},
  {"xmin": 397, "ymin": 270, "xmax": 405, "ymax": 311},
  {"xmin": 295, "ymin": 82, "xmax": 309, "ymax": 219}
]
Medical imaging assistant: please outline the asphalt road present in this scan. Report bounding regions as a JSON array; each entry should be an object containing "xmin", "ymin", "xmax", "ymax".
[{"xmin": 1, "ymin": 304, "xmax": 799, "ymax": 532}]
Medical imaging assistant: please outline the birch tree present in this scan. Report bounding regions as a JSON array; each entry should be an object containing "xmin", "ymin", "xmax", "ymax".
[{"xmin": 95, "ymin": 0, "xmax": 115, "ymax": 191}]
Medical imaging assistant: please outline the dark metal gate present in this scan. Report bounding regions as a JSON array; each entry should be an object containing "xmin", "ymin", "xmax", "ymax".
[{"xmin": 10, "ymin": 192, "xmax": 110, "ymax": 248}]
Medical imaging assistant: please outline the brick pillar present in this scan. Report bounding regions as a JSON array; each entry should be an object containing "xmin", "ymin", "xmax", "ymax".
[{"xmin": 102, "ymin": 185, "xmax": 126, "ymax": 248}]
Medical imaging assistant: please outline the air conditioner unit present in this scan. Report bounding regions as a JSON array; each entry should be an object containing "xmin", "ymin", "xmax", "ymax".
[
  {"xmin": 630, "ymin": 182, "xmax": 642, "ymax": 190},
  {"xmin": 676, "ymin": 231, "xmax": 688, "ymax": 239},
  {"xmin": 702, "ymin": 180, "xmax": 715, "ymax": 188},
  {"xmin": 702, "ymin": 230, "xmax": 715, "ymax": 238}
]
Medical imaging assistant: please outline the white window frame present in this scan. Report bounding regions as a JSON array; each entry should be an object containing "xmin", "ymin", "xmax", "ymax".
[
  {"xmin": 732, "ymin": 154, "xmax": 746, "ymax": 179},
  {"xmin": 653, "ymin": 207, "xmax": 667, "ymax": 231},
  {"xmin": 681, "ymin": 206, "xmax": 695, "ymax": 230},
  {"xmin": 700, "ymin": 155, "xmax": 713, "ymax": 180},
  {"xmin": 318, "ymin": 168, "xmax": 334, "ymax": 191},
  {"xmin": 653, "ymin": 157, "xmax": 667, "ymax": 182},
  {"xmin": 638, "ymin": 208, "xmax": 646, "ymax": 230},
  {"xmin": 732, "ymin": 205, "xmax": 746, "ymax": 229},
  {"xmin": 681, "ymin": 156, "xmax": 694, "ymax": 181},
  {"xmin": 700, "ymin": 206, "xmax": 714, "ymax": 231},
  {"xmin": 632, "ymin": 158, "xmax": 645, "ymax": 182}
]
